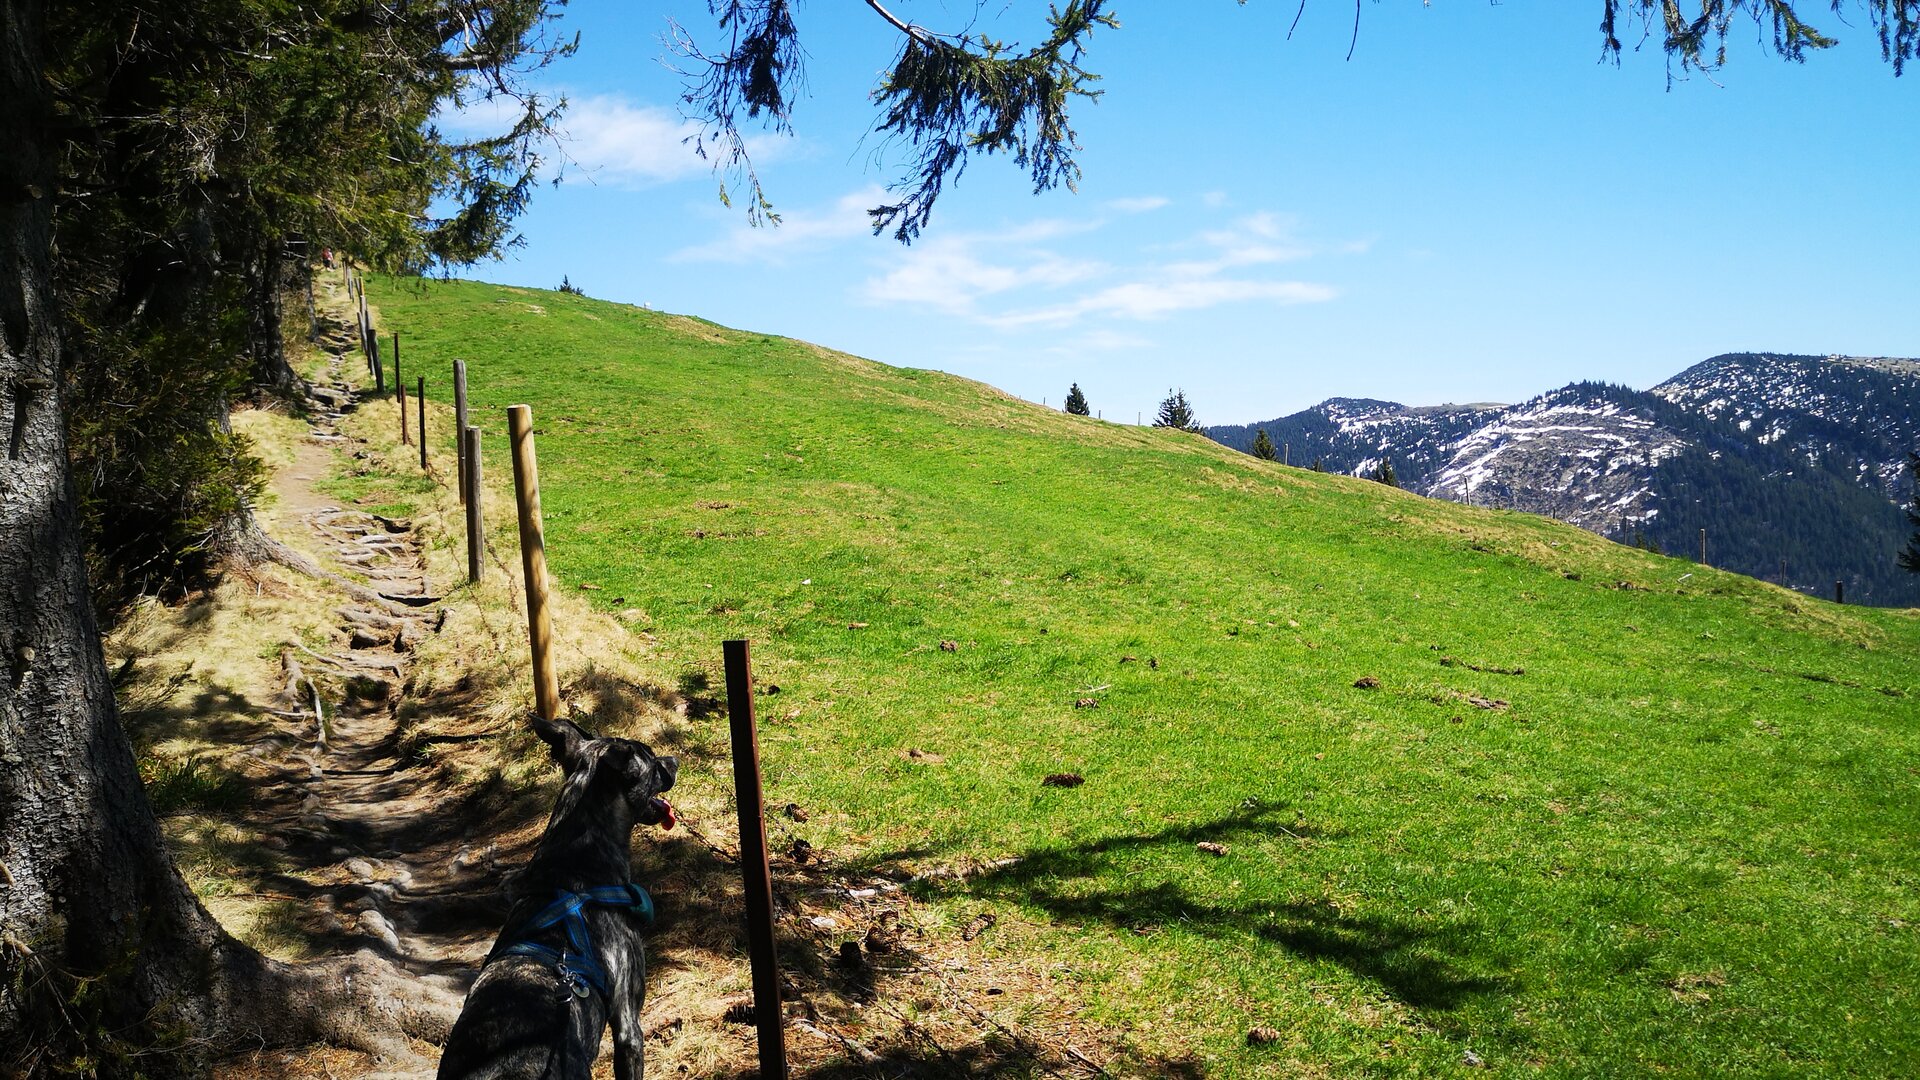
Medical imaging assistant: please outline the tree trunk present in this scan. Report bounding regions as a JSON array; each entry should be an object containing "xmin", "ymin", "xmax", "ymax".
[
  {"xmin": 245, "ymin": 226, "xmax": 305, "ymax": 398},
  {"xmin": 2, "ymin": 5, "xmax": 454, "ymax": 1071},
  {"xmin": 1, "ymin": 4, "xmax": 242, "ymax": 1069}
]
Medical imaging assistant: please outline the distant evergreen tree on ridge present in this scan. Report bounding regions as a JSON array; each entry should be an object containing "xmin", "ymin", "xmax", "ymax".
[
  {"xmin": 1250, "ymin": 429, "xmax": 1277, "ymax": 461},
  {"xmin": 1065, "ymin": 383, "xmax": 1091, "ymax": 416},
  {"xmin": 1154, "ymin": 389, "xmax": 1200, "ymax": 433}
]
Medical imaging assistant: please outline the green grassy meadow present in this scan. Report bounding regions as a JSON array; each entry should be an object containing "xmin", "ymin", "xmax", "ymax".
[{"xmin": 369, "ymin": 276, "xmax": 1920, "ymax": 1077}]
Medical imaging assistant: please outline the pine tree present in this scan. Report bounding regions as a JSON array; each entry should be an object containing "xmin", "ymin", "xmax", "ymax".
[
  {"xmin": 1900, "ymin": 453, "xmax": 1920, "ymax": 574},
  {"xmin": 1374, "ymin": 459, "xmax": 1398, "ymax": 487},
  {"xmin": 1065, "ymin": 383, "xmax": 1091, "ymax": 415},
  {"xmin": 1250, "ymin": 429, "xmax": 1278, "ymax": 461},
  {"xmin": 1153, "ymin": 389, "xmax": 1200, "ymax": 433}
]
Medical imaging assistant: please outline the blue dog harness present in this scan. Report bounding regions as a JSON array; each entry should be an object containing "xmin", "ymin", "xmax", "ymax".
[{"xmin": 495, "ymin": 883, "xmax": 656, "ymax": 999}]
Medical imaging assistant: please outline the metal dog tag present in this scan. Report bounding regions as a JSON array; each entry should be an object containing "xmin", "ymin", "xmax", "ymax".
[{"xmin": 560, "ymin": 967, "xmax": 591, "ymax": 999}]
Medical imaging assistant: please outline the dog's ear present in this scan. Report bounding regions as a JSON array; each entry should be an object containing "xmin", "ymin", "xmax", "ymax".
[
  {"xmin": 622, "ymin": 749, "xmax": 677, "ymax": 794},
  {"xmin": 529, "ymin": 715, "xmax": 588, "ymax": 768}
]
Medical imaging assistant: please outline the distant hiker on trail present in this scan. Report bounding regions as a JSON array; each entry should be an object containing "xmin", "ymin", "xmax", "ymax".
[{"xmin": 322, "ymin": 247, "xmax": 334, "ymax": 269}]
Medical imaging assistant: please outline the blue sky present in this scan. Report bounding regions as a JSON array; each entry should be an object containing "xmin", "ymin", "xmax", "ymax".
[{"xmin": 446, "ymin": 2, "xmax": 1917, "ymax": 426}]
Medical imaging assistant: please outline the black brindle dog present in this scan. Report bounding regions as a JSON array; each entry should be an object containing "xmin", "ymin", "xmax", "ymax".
[{"xmin": 437, "ymin": 716, "xmax": 678, "ymax": 1080}]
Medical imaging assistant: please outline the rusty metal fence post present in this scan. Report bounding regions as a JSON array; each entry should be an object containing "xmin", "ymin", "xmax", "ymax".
[
  {"xmin": 723, "ymin": 639, "xmax": 788, "ymax": 1079},
  {"xmin": 396, "ymin": 333, "xmax": 408, "ymax": 443}
]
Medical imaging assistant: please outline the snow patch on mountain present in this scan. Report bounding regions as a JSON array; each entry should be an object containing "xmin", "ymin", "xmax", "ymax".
[{"xmin": 1421, "ymin": 386, "xmax": 1685, "ymax": 528}]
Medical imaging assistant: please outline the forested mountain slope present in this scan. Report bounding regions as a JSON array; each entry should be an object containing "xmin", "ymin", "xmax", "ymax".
[{"xmin": 1211, "ymin": 354, "xmax": 1920, "ymax": 606}]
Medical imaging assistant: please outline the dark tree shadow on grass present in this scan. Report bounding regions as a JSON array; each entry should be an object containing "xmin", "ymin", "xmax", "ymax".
[
  {"xmin": 737, "ymin": 1037, "xmax": 1209, "ymax": 1080},
  {"xmin": 907, "ymin": 801, "xmax": 1510, "ymax": 1016}
]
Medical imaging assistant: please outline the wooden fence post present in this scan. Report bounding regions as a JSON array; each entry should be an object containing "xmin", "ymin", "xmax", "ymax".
[
  {"xmin": 508, "ymin": 405, "xmax": 559, "ymax": 720},
  {"xmin": 396, "ymin": 334, "xmax": 408, "ymax": 443},
  {"xmin": 369, "ymin": 310, "xmax": 383, "ymax": 394},
  {"xmin": 416, "ymin": 377, "xmax": 427, "ymax": 469},
  {"xmin": 722, "ymin": 639, "xmax": 788, "ymax": 1080},
  {"xmin": 464, "ymin": 425, "xmax": 483, "ymax": 585},
  {"xmin": 1836, "ymin": 580, "xmax": 1845, "ymax": 605},
  {"xmin": 453, "ymin": 360, "xmax": 470, "ymax": 503},
  {"xmin": 1283, "ymin": 442, "xmax": 1289, "ymax": 467},
  {"xmin": 1700, "ymin": 528, "xmax": 1707, "ymax": 566}
]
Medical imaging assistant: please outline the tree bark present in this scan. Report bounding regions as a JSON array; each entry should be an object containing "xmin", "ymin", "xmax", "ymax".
[
  {"xmin": 245, "ymin": 225, "xmax": 305, "ymax": 399},
  {"xmin": 2, "ymin": 4, "xmax": 453, "ymax": 1071},
  {"xmin": 1, "ymin": 3, "xmax": 234, "ymax": 1069}
]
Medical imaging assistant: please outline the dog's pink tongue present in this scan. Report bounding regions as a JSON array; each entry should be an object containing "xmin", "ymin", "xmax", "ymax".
[{"xmin": 652, "ymin": 797, "xmax": 677, "ymax": 830}]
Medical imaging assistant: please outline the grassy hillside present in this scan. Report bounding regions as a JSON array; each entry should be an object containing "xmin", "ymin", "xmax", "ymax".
[{"xmin": 368, "ymin": 276, "xmax": 1920, "ymax": 1078}]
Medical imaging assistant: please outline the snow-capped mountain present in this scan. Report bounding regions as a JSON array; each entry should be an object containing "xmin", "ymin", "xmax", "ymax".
[
  {"xmin": 1208, "ymin": 398, "xmax": 1505, "ymax": 481},
  {"xmin": 1652, "ymin": 353, "xmax": 1920, "ymax": 499},
  {"xmin": 1207, "ymin": 354, "xmax": 1920, "ymax": 606},
  {"xmin": 1421, "ymin": 385, "xmax": 1689, "ymax": 531}
]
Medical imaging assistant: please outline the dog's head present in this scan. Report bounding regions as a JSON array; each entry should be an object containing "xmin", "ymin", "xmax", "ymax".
[{"xmin": 530, "ymin": 715, "xmax": 679, "ymax": 828}]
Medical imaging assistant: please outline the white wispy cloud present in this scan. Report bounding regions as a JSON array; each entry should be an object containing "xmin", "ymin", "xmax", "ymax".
[
  {"xmin": 437, "ymin": 93, "xmax": 785, "ymax": 188},
  {"xmin": 670, "ymin": 187, "xmax": 885, "ymax": 263},
  {"xmin": 562, "ymin": 95, "xmax": 796, "ymax": 187},
  {"xmin": 1106, "ymin": 195, "xmax": 1171, "ymax": 214},
  {"xmin": 985, "ymin": 278, "xmax": 1336, "ymax": 328},
  {"xmin": 972, "ymin": 209, "xmax": 1341, "ymax": 327},
  {"xmin": 432, "ymin": 90, "xmax": 536, "ymax": 139},
  {"xmin": 1171, "ymin": 211, "xmax": 1316, "ymax": 275},
  {"xmin": 669, "ymin": 188, "xmax": 1349, "ymax": 328},
  {"xmin": 863, "ymin": 231, "xmax": 1106, "ymax": 315},
  {"xmin": 555, "ymin": 96, "xmax": 713, "ymax": 184},
  {"xmin": 1046, "ymin": 329, "xmax": 1155, "ymax": 354}
]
